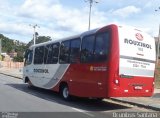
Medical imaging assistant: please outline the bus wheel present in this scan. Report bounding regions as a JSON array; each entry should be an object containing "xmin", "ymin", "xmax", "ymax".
[
  {"xmin": 27, "ymin": 79, "xmax": 33, "ymax": 88},
  {"xmin": 61, "ymin": 85, "xmax": 70, "ymax": 101}
]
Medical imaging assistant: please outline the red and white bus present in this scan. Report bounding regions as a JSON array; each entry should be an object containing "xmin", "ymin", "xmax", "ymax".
[{"xmin": 23, "ymin": 24, "xmax": 156, "ymax": 100}]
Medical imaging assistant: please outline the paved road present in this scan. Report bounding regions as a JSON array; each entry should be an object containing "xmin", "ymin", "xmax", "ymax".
[{"xmin": 0, "ymin": 74, "xmax": 157, "ymax": 118}]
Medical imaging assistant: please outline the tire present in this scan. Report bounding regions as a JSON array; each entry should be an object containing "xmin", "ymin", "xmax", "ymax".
[
  {"xmin": 27, "ymin": 79, "xmax": 33, "ymax": 88},
  {"xmin": 61, "ymin": 85, "xmax": 70, "ymax": 101}
]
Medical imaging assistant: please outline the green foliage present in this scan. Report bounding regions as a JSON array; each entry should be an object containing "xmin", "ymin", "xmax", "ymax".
[
  {"xmin": 0, "ymin": 55, "xmax": 2, "ymax": 61},
  {"xmin": 0, "ymin": 34, "xmax": 26, "ymax": 62},
  {"xmin": 0, "ymin": 33, "xmax": 52, "ymax": 62},
  {"xmin": 0, "ymin": 34, "xmax": 14, "ymax": 53},
  {"xmin": 13, "ymin": 56, "xmax": 24, "ymax": 62},
  {"xmin": 26, "ymin": 36, "xmax": 52, "ymax": 48}
]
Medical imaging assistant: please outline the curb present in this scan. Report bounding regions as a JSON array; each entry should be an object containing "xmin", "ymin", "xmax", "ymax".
[
  {"xmin": 110, "ymin": 98, "xmax": 160, "ymax": 111},
  {"xmin": 0, "ymin": 72, "xmax": 22, "ymax": 79}
]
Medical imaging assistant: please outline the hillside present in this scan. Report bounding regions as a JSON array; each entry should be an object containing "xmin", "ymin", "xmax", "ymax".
[
  {"xmin": 0, "ymin": 34, "xmax": 27, "ymax": 62},
  {"xmin": 0, "ymin": 34, "xmax": 52, "ymax": 62}
]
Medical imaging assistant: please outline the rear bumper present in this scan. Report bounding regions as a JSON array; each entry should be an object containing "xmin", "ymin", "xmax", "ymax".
[{"xmin": 106, "ymin": 88, "xmax": 154, "ymax": 97}]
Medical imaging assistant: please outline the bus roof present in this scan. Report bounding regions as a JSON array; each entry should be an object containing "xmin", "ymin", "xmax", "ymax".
[
  {"xmin": 29, "ymin": 24, "xmax": 148, "ymax": 49},
  {"xmin": 29, "ymin": 27, "xmax": 100, "ymax": 49}
]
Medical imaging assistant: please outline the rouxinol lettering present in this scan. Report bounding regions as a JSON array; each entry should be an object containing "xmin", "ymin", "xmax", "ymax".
[
  {"xmin": 124, "ymin": 38, "xmax": 152, "ymax": 49},
  {"xmin": 34, "ymin": 69, "xmax": 49, "ymax": 73}
]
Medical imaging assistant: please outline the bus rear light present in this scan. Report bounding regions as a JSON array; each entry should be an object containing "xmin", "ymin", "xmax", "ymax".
[
  {"xmin": 114, "ymin": 79, "xmax": 119, "ymax": 84},
  {"xmin": 153, "ymin": 82, "xmax": 155, "ymax": 85},
  {"xmin": 114, "ymin": 69, "xmax": 119, "ymax": 85},
  {"xmin": 145, "ymin": 90, "xmax": 149, "ymax": 92},
  {"xmin": 124, "ymin": 90, "xmax": 128, "ymax": 92}
]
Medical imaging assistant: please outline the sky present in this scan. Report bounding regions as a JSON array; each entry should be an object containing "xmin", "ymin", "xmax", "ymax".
[{"xmin": 0, "ymin": 0, "xmax": 160, "ymax": 43}]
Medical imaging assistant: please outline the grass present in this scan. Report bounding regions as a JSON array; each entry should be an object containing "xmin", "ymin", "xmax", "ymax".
[
  {"xmin": 155, "ymin": 66, "xmax": 160, "ymax": 88},
  {"xmin": 155, "ymin": 79, "xmax": 160, "ymax": 88}
]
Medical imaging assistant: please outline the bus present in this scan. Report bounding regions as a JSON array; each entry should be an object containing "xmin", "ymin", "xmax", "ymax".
[{"xmin": 23, "ymin": 24, "xmax": 156, "ymax": 100}]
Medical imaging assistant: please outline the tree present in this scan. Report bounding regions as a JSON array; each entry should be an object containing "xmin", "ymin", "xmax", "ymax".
[
  {"xmin": 13, "ymin": 56, "xmax": 23, "ymax": 62},
  {"xmin": 26, "ymin": 35, "xmax": 52, "ymax": 48},
  {"xmin": 0, "ymin": 55, "xmax": 2, "ymax": 61},
  {"xmin": 0, "ymin": 33, "xmax": 52, "ymax": 62},
  {"xmin": 0, "ymin": 34, "xmax": 14, "ymax": 53},
  {"xmin": 0, "ymin": 34, "xmax": 27, "ymax": 62}
]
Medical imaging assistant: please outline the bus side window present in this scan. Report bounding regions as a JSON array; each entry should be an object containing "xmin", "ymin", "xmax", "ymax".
[
  {"xmin": 94, "ymin": 32, "xmax": 110, "ymax": 62},
  {"xmin": 81, "ymin": 35, "xmax": 95, "ymax": 63},
  {"xmin": 45, "ymin": 43, "xmax": 60, "ymax": 64},
  {"xmin": 70, "ymin": 38, "xmax": 81, "ymax": 63},
  {"xmin": 34, "ymin": 46, "xmax": 45, "ymax": 64},
  {"xmin": 44, "ymin": 45, "xmax": 49, "ymax": 64},
  {"xmin": 24, "ymin": 49, "xmax": 33, "ymax": 66},
  {"xmin": 59, "ymin": 40, "xmax": 70, "ymax": 64},
  {"xmin": 51, "ymin": 43, "xmax": 60, "ymax": 64}
]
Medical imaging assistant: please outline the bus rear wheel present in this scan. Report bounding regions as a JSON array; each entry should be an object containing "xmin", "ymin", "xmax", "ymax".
[{"xmin": 60, "ymin": 85, "xmax": 70, "ymax": 101}]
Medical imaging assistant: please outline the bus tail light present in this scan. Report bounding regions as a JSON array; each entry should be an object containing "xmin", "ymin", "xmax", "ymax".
[
  {"xmin": 114, "ymin": 79, "xmax": 119, "ymax": 85},
  {"xmin": 153, "ymin": 82, "xmax": 155, "ymax": 85},
  {"xmin": 145, "ymin": 90, "xmax": 149, "ymax": 92},
  {"xmin": 114, "ymin": 69, "xmax": 119, "ymax": 85}
]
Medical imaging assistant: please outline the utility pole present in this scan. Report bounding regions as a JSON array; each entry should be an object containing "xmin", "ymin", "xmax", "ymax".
[
  {"xmin": 155, "ymin": 7, "xmax": 160, "ymax": 64},
  {"xmin": 29, "ymin": 24, "xmax": 40, "ymax": 45},
  {"xmin": 85, "ymin": 0, "xmax": 98, "ymax": 30}
]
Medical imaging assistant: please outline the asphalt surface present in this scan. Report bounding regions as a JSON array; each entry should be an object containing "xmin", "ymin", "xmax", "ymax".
[{"xmin": 0, "ymin": 74, "xmax": 158, "ymax": 118}]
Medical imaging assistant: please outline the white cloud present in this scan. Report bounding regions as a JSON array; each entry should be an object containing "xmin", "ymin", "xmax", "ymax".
[
  {"xmin": 16, "ymin": 0, "xmax": 108, "ymax": 39},
  {"xmin": 0, "ymin": 0, "xmax": 159, "ymax": 43},
  {"xmin": 113, "ymin": 6, "xmax": 141, "ymax": 18},
  {"xmin": 0, "ymin": 23, "xmax": 30, "ymax": 36}
]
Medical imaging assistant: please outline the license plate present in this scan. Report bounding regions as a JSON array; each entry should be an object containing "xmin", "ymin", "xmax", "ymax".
[{"xmin": 134, "ymin": 86, "xmax": 142, "ymax": 90}]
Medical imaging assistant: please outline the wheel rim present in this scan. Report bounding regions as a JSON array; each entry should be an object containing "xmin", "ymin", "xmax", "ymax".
[{"xmin": 63, "ymin": 87, "xmax": 69, "ymax": 99}]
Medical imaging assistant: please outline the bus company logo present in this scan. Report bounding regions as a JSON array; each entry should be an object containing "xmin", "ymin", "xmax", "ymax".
[
  {"xmin": 135, "ymin": 33, "xmax": 143, "ymax": 41},
  {"xmin": 90, "ymin": 66, "xmax": 107, "ymax": 72},
  {"xmin": 90, "ymin": 66, "xmax": 94, "ymax": 71},
  {"xmin": 34, "ymin": 69, "xmax": 49, "ymax": 73}
]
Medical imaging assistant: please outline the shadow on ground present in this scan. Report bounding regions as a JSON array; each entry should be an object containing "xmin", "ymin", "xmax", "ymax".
[{"xmin": 6, "ymin": 83, "xmax": 130, "ymax": 112}]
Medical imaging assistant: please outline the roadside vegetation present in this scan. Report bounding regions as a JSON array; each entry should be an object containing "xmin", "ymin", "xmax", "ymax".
[
  {"xmin": 0, "ymin": 34, "xmax": 51, "ymax": 62},
  {"xmin": 155, "ymin": 62, "xmax": 160, "ymax": 88}
]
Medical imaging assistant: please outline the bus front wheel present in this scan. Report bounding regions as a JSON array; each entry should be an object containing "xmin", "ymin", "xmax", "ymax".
[{"xmin": 25, "ymin": 77, "xmax": 32, "ymax": 88}]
